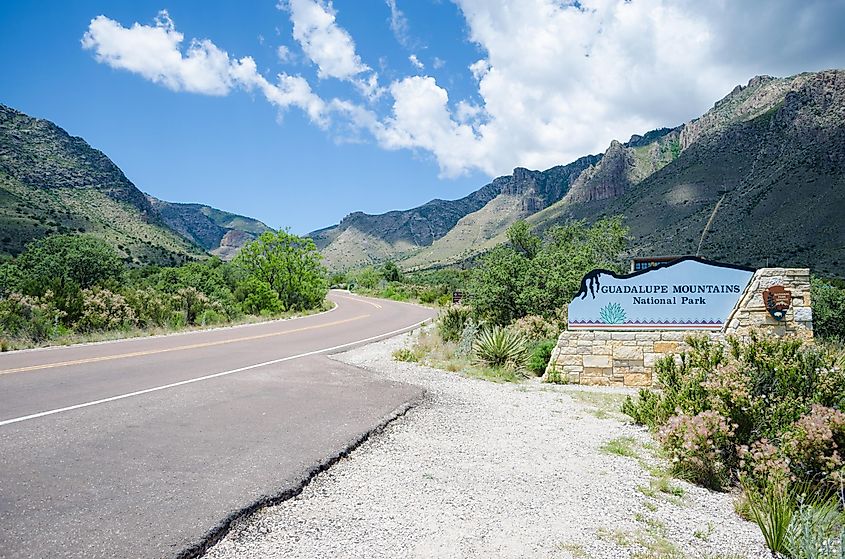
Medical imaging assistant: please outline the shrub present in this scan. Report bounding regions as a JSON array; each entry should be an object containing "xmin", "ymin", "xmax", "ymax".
[
  {"xmin": 75, "ymin": 288, "xmax": 137, "ymax": 332},
  {"xmin": 125, "ymin": 287, "xmax": 179, "ymax": 327},
  {"xmin": 625, "ymin": 333, "xmax": 845, "ymax": 499},
  {"xmin": 779, "ymin": 405, "xmax": 845, "ymax": 490},
  {"xmin": 812, "ymin": 277, "xmax": 845, "ymax": 340},
  {"xmin": 438, "ymin": 305, "xmax": 472, "ymax": 342},
  {"xmin": 658, "ymin": 410, "xmax": 736, "ymax": 488},
  {"xmin": 0, "ymin": 292, "xmax": 64, "ymax": 342},
  {"xmin": 509, "ymin": 314, "xmax": 561, "ymax": 343},
  {"xmin": 527, "ymin": 339, "xmax": 556, "ymax": 376},
  {"xmin": 12, "ymin": 234, "xmax": 124, "ymax": 296},
  {"xmin": 473, "ymin": 325, "xmax": 528, "ymax": 370},
  {"xmin": 743, "ymin": 477, "xmax": 845, "ymax": 559},
  {"xmin": 235, "ymin": 277, "xmax": 283, "ymax": 315}
]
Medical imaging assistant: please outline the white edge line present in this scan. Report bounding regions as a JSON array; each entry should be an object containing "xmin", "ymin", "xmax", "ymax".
[{"xmin": 0, "ymin": 317, "xmax": 432, "ymax": 428}]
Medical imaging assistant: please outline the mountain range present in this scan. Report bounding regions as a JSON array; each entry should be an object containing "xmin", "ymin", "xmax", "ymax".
[
  {"xmin": 0, "ymin": 104, "xmax": 271, "ymax": 265},
  {"xmin": 309, "ymin": 70, "xmax": 845, "ymax": 278},
  {"xmin": 2, "ymin": 69, "xmax": 843, "ymax": 277}
]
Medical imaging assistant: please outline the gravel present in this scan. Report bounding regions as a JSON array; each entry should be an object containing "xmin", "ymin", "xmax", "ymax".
[{"xmin": 204, "ymin": 330, "xmax": 769, "ymax": 559}]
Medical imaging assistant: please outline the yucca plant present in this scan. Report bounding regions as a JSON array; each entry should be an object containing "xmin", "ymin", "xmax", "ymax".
[
  {"xmin": 743, "ymin": 477, "xmax": 795, "ymax": 556},
  {"xmin": 473, "ymin": 325, "xmax": 528, "ymax": 370}
]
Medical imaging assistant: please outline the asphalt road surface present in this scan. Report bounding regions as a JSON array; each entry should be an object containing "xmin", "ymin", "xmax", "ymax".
[{"xmin": 0, "ymin": 291, "xmax": 435, "ymax": 559}]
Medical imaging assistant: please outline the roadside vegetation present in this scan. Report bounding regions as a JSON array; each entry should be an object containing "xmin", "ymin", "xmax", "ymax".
[
  {"xmin": 0, "ymin": 230, "xmax": 328, "ymax": 350},
  {"xmin": 330, "ymin": 261, "xmax": 467, "ymax": 307},
  {"xmin": 378, "ymin": 214, "xmax": 845, "ymax": 555},
  {"xmin": 392, "ymin": 218, "xmax": 628, "ymax": 382},
  {"xmin": 622, "ymin": 331, "xmax": 845, "ymax": 558}
]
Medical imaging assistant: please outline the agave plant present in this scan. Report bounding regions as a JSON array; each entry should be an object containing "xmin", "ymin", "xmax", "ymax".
[
  {"xmin": 473, "ymin": 325, "xmax": 528, "ymax": 370},
  {"xmin": 599, "ymin": 302, "xmax": 627, "ymax": 324}
]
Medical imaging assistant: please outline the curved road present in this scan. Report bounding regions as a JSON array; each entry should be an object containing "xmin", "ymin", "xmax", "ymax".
[{"xmin": 0, "ymin": 291, "xmax": 435, "ymax": 559}]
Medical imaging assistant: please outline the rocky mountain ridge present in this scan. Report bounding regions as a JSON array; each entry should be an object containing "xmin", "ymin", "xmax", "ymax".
[{"xmin": 310, "ymin": 69, "xmax": 845, "ymax": 277}]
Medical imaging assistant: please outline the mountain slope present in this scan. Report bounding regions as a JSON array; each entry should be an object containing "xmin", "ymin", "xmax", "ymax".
[
  {"xmin": 400, "ymin": 157, "xmax": 600, "ymax": 269},
  {"xmin": 309, "ymin": 155, "xmax": 601, "ymax": 270},
  {"xmin": 309, "ymin": 180, "xmax": 504, "ymax": 269},
  {"xmin": 0, "ymin": 104, "xmax": 269, "ymax": 264},
  {"xmin": 530, "ymin": 70, "xmax": 845, "ymax": 276},
  {"xmin": 147, "ymin": 197, "xmax": 272, "ymax": 260},
  {"xmin": 0, "ymin": 104, "xmax": 206, "ymax": 264}
]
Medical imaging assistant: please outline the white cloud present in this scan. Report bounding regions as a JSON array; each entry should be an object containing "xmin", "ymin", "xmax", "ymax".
[
  {"xmin": 432, "ymin": 57, "xmax": 445, "ymax": 70},
  {"xmin": 370, "ymin": 0, "xmax": 845, "ymax": 176},
  {"xmin": 283, "ymin": 0, "xmax": 379, "ymax": 98},
  {"xmin": 385, "ymin": 0, "xmax": 410, "ymax": 48},
  {"xmin": 84, "ymin": 2, "xmax": 845, "ymax": 180},
  {"xmin": 81, "ymin": 10, "xmax": 234, "ymax": 95},
  {"xmin": 374, "ymin": 77, "xmax": 487, "ymax": 176},
  {"xmin": 277, "ymin": 44, "xmax": 292, "ymax": 63},
  {"xmin": 83, "ymin": 11, "xmax": 330, "ymax": 125}
]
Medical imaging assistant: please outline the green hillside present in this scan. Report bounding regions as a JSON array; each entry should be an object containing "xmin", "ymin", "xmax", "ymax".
[{"xmin": 0, "ymin": 104, "xmax": 268, "ymax": 264}]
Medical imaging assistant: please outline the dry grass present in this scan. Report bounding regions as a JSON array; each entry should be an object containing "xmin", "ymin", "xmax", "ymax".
[{"xmin": 403, "ymin": 329, "xmax": 526, "ymax": 383}]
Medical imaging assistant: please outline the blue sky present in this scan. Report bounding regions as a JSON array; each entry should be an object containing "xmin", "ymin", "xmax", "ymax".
[{"xmin": 2, "ymin": 1, "xmax": 844, "ymax": 234}]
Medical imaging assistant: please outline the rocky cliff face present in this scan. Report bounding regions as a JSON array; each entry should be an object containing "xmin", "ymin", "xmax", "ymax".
[
  {"xmin": 309, "ymin": 154, "xmax": 599, "ymax": 270},
  {"xmin": 147, "ymin": 197, "xmax": 272, "ymax": 260}
]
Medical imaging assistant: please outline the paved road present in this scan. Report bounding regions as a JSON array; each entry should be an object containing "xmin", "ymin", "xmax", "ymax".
[{"xmin": 0, "ymin": 291, "xmax": 435, "ymax": 559}]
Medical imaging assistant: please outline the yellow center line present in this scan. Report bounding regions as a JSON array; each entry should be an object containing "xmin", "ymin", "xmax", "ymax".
[
  {"xmin": 0, "ymin": 314, "xmax": 370, "ymax": 375},
  {"xmin": 333, "ymin": 294, "xmax": 383, "ymax": 309}
]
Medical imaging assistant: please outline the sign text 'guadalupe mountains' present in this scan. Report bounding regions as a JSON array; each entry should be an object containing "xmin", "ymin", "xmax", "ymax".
[{"xmin": 568, "ymin": 257, "xmax": 755, "ymax": 330}]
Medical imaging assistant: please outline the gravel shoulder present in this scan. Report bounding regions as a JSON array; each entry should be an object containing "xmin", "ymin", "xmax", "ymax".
[{"xmin": 204, "ymin": 330, "xmax": 768, "ymax": 559}]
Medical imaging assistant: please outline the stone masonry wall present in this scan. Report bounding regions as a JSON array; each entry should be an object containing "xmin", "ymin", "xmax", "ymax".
[{"xmin": 544, "ymin": 268, "xmax": 813, "ymax": 387}]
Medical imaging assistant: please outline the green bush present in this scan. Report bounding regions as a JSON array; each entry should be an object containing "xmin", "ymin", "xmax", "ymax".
[
  {"xmin": 438, "ymin": 305, "xmax": 472, "ymax": 342},
  {"xmin": 235, "ymin": 230, "xmax": 327, "ymax": 312},
  {"xmin": 527, "ymin": 339, "xmax": 556, "ymax": 376},
  {"xmin": 75, "ymin": 287, "xmax": 137, "ymax": 332},
  {"xmin": 468, "ymin": 218, "xmax": 628, "ymax": 325},
  {"xmin": 235, "ymin": 277, "xmax": 283, "ymax": 315},
  {"xmin": 623, "ymin": 334, "xmax": 845, "ymax": 492},
  {"xmin": 473, "ymin": 325, "xmax": 528, "ymax": 370},
  {"xmin": 124, "ymin": 287, "xmax": 179, "ymax": 328},
  {"xmin": 0, "ymin": 292, "xmax": 64, "ymax": 342},
  {"xmin": 658, "ymin": 410, "xmax": 735, "ymax": 488},
  {"xmin": 812, "ymin": 277, "xmax": 845, "ymax": 340}
]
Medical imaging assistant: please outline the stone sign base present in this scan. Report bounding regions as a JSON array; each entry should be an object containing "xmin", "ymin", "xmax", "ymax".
[{"xmin": 544, "ymin": 268, "xmax": 813, "ymax": 387}]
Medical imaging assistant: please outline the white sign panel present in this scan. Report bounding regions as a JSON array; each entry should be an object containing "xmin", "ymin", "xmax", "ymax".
[{"xmin": 568, "ymin": 258, "xmax": 754, "ymax": 331}]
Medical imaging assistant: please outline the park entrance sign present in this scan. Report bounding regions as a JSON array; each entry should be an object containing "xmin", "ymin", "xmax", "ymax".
[{"xmin": 568, "ymin": 257, "xmax": 755, "ymax": 330}]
